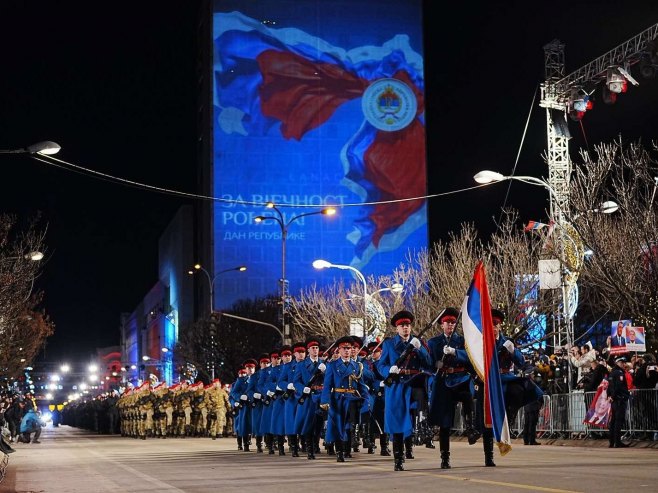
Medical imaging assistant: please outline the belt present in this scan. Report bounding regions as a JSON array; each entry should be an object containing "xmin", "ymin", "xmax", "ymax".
[
  {"xmin": 441, "ymin": 366, "xmax": 466, "ymax": 374},
  {"xmin": 334, "ymin": 388, "xmax": 356, "ymax": 394},
  {"xmin": 311, "ymin": 385, "xmax": 324, "ymax": 391},
  {"xmin": 399, "ymin": 369, "xmax": 420, "ymax": 375}
]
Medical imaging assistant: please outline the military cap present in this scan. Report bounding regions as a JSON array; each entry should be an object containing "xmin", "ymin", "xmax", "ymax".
[
  {"xmin": 243, "ymin": 358, "xmax": 258, "ymax": 367},
  {"xmin": 491, "ymin": 309, "xmax": 506, "ymax": 325},
  {"xmin": 270, "ymin": 349, "xmax": 280, "ymax": 358},
  {"xmin": 351, "ymin": 336, "xmax": 363, "ymax": 347},
  {"xmin": 258, "ymin": 353, "xmax": 271, "ymax": 363},
  {"xmin": 615, "ymin": 356, "xmax": 627, "ymax": 364},
  {"xmin": 391, "ymin": 310, "xmax": 415, "ymax": 327},
  {"xmin": 439, "ymin": 307, "xmax": 460, "ymax": 323},
  {"xmin": 306, "ymin": 338, "xmax": 321, "ymax": 349},
  {"xmin": 336, "ymin": 335, "xmax": 354, "ymax": 348},
  {"xmin": 293, "ymin": 341, "xmax": 307, "ymax": 353},
  {"xmin": 358, "ymin": 346, "xmax": 369, "ymax": 357},
  {"xmin": 279, "ymin": 345, "xmax": 292, "ymax": 356}
]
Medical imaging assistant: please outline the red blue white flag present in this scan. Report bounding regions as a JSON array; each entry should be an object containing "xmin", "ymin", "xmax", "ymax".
[{"xmin": 462, "ymin": 261, "xmax": 512, "ymax": 455}]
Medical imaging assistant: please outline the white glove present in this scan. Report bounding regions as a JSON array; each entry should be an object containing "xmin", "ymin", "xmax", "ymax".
[
  {"xmin": 239, "ymin": 395, "xmax": 247, "ymax": 401},
  {"xmin": 410, "ymin": 337, "xmax": 421, "ymax": 349},
  {"xmin": 287, "ymin": 382, "xmax": 295, "ymax": 390},
  {"xmin": 266, "ymin": 390, "xmax": 274, "ymax": 397},
  {"xmin": 275, "ymin": 386, "xmax": 282, "ymax": 392},
  {"xmin": 253, "ymin": 393, "xmax": 261, "ymax": 400},
  {"xmin": 389, "ymin": 365, "xmax": 400, "ymax": 374},
  {"xmin": 503, "ymin": 340, "xmax": 515, "ymax": 354},
  {"xmin": 233, "ymin": 402, "xmax": 240, "ymax": 408},
  {"xmin": 380, "ymin": 381, "xmax": 385, "ymax": 388},
  {"xmin": 318, "ymin": 363, "xmax": 326, "ymax": 372},
  {"xmin": 303, "ymin": 387, "xmax": 311, "ymax": 394},
  {"xmin": 443, "ymin": 346, "xmax": 456, "ymax": 356}
]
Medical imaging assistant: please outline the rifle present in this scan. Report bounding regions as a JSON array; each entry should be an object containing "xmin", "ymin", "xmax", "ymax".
[
  {"xmin": 297, "ymin": 340, "xmax": 337, "ymax": 405},
  {"xmin": 384, "ymin": 308, "xmax": 445, "ymax": 386}
]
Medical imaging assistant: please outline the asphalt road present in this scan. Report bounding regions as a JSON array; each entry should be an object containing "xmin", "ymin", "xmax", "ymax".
[{"xmin": 1, "ymin": 426, "xmax": 656, "ymax": 493}]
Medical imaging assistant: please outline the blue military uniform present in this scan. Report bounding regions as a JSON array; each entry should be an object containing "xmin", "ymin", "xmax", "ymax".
[
  {"xmin": 320, "ymin": 336, "xmax": 369, "ymax": 463},
  {"xmin": 229, "ymin": 364, "xmax": 252, "ymax": 451},
  {"xmin": 293, "ymin": 339, "xmax": 326, "ymax": 459},
  {"xmin": 427, "ymin": 307, "xmax": 479, "ymax": 469},
  {"xmin": 378, "ymin": 310, "xmax": 433, "ymax": 471}
]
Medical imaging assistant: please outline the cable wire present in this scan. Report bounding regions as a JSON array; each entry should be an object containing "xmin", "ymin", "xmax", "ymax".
[{"xmin": 31, "ymin": 154, "xmax": 492, "ymax": 209}]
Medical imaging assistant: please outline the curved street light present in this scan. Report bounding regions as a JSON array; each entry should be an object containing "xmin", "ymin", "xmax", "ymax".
[
  {"xmin": 189, "ymin": 264, "xmax": 247, "ymax": 314},
  {"xmin": 313, "ymin": 259, "xmax": 368, "ymax": 336},
  {"xmin": 255, "ymin": 203, "xmax": 336, "ymax": 344},
  {"xmin": 0, "ymin": 141, "xmax": 61, "ymax": 155}
]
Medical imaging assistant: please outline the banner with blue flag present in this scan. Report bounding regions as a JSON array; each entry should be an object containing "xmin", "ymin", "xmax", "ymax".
[{"xmin": 462, "ymin": 261, "xmax": 512, "ymax": 455}]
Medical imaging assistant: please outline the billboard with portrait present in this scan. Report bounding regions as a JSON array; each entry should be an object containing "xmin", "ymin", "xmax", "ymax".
[{"xmin": 211, "ymin": 0, "xmax": 427, "ymax": 310}]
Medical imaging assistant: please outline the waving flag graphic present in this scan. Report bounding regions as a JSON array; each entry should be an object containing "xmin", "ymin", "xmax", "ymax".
[
  {"xmin": 462, "ymin": 261, "xmax": 512, "ymax": 455},
  {"xmin": 213, "ymin": 11, "xmax": 427, "ymax": 270}
]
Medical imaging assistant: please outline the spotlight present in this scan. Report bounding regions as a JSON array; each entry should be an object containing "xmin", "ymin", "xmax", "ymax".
[{"xmin": 567, "ymin": 87, "xmax": 592, "ymax": 121}]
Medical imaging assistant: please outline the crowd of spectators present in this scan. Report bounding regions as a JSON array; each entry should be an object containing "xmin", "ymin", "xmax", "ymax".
[{"xmin": 523, "ymin": 341, "xmax": 658, "ymax": 396}]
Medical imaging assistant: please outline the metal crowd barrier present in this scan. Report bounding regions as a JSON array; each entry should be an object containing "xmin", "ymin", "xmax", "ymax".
[{"xmin": 451, "ymin": 388, "xmax": 658, "ymax": 440}]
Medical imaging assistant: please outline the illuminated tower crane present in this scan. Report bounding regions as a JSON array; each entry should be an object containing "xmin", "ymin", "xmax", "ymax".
[{"xmin": 539, "ymin": 22, "xmax": 658, "ymax": 353}]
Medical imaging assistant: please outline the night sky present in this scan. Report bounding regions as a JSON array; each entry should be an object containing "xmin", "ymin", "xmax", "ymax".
[{"xmin": 2, "ymin": 1, "xmax": 657, "ymax": 362}]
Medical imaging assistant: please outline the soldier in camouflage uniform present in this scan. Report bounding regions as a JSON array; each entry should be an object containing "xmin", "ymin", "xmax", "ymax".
[
  {"xmin": 176, "ymin": 381, "xmax": 193, "ymax": 437},
  {"xmin": 205, "ymin": 379, "xmax": 229, "ymax": 439},
  {"xmin": 190, "ymin": 382, "xmax": 207, "ymax": 437},
  {"xmin": 151, "ymin": 382, "xmax": 168, "ymax": 438},
  {"xmin": 136, "ymin": 382, "xmax": 154, "ymax": 439}
]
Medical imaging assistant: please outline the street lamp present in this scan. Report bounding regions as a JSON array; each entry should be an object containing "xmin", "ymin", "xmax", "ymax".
[
  {"xmin": 0, "ymin": 141, "xmax": 61, "ymax": 155},
  {"xmin": 189, "ymin": 264, "xmax": 247, "ymax": 380},
  {"xmin": 188, "ymin": 264, "xmax": 247, "ymax": 314},
  {"xmin": 313, "ymin": 259, "xmax": 368, "ymax": 336},
  {"xmin": 255, "ymin": 203, "xmax": 336, "ymax": 344}
]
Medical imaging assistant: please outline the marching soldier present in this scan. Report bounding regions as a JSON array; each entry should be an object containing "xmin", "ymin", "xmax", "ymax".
[
  {"xmin": 428, "ymin": 307, "xmax": 479, "ymax": 469},
  {"xmin": 293, "ymin": 338, "xmax": 327, "ymax": 459},
  {"xmin": 272, "ymin": 346, "xmax": 292, "ymax": 455},
  {"xmin": 352, "ymin": 338, "xmax": 374, "ymax": 454},
  {"xmin": 378, "ymin": 310, "xmax": 433, "ymax": 471},
  {"xmin": 229, "ymin": 366, "xmax": 249, "ymax": 450},
  {"xmin": 190, "ymin": 382, "xmax": 207, "ymax": 436},
  {"xmin": 366, "ymin": 339, "xmax": 389, "ymax": 456},
  {"xmin": 136, "ymin": 382, "xmax": 154, "ymax": 440},
  {"xmin": 263, "ymin": 349, "xmax": 282, "ymax": 453},
  {"xmin": 320, "ymin": 336, "xmax": 369, "ymax": 463},
  {"xmin": 248, "ymin": 353, "xmax": 271, "ymax": 452}
]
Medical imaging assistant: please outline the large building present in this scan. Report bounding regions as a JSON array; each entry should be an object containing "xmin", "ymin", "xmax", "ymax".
[{"xmin": 197, "ymin": 0, "xmax": 429, "ymax": 317}]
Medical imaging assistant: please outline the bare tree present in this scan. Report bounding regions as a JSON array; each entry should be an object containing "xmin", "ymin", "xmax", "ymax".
[
  {"xmin": 570, "ymin": 140, "xmax": 658, "ymax": 349},
  {"xmin": 0, "ymin": 213, "xmax": 52, "ymax": 376}
]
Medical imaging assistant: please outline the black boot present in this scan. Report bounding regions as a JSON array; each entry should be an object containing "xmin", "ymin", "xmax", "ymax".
[
  {"xmin": 326, "ymin": 442, "xmax": 336, "ymax": 456},
  {"xmin": 343, "ymin": 440, "xmax": 352, "ymax": 459},
  {"xmin": 266, "ymin": 434, "xmax": 275, "ymax": 455},
  {"xmin": 483, "ymin": 433, "xmax": 496, "ymax": 467},
  {"xmin": 243, "ymin": 434, "xmax": 251, "ymax": 452},
  {"xmin": 336, "ymin": 441, "xmax": 345, "ymax": 463},
  {"xmin": 352, "ymin": 424, "xmax": 360, "ymax": 452},
  {"xmin": 290, "ymin": 435, "xmax": 300, "ymax": 457},
  {"xmin": 393, "ymin": 435, "xmax": 405, "ymax": 471},
  {"xmin": 278, "ymin": 435, "xmax": 286, "ymax": 456},
  {"xmin": 237, "ymin": 436, "xmax": 243, "ymax": 451},
  {"xmin": 404, "ymin": 436, "xmax": 414, "ymax": 459},
  {"xmin": 464, "ymin": 409, "xmax": 481, "ymax": 445},
  {"xmin": 256, "ymin": 436, "xmax": 263, "ymax": 453},
  {"xmin": 439, "ymin": 429, "xmax": 451, "ymax": 469},
  {"xmin": 306, "ymin": 434, "xmax": 315, "ymax": 459},
  {"xmin": 380, "ymin": 433, "xmax": 391, "ymax": 456},
  {"xmin": 300, "ymin": 435, "xmax": 307, "ymax": 453}
]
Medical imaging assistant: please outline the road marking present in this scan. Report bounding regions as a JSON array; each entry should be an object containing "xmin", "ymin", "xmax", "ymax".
[{"xmin": 357, "ymin": 463, "xmax": 584, "ymax": 493}]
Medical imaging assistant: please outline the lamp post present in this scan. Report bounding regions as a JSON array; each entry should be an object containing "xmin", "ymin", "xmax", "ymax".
[
  {"xmin": 474, "ymin": 169, "xmax": 618, "ymax": 390},
  {"xmin": 313, "ymin": 259, "xmax": 368, "ymax": 337},
  {"xmin": 255, "ymin": 203, "xmax": 336, "ymax": 344},
  {"xmin": 189, "ymin": 264, "xmax": 246, "ymax": 380},
  {"xmin": 189, "ymin": 264, "xmax": 247, "ymax": 314}
]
